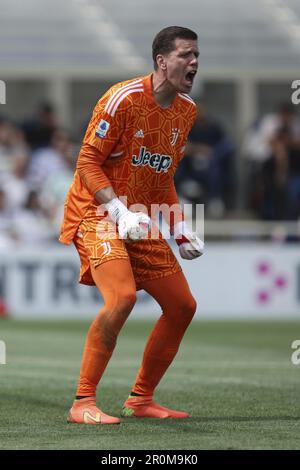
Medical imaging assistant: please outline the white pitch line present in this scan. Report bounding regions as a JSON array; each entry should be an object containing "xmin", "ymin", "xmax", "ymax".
[{"xmin": 4, "ymin": 356, "xmax": 297, "ymax": 370}]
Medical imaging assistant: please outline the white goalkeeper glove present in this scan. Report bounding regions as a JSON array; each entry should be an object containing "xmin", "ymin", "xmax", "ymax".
[
  {"xmin": 105, "ymin": 198, "xmax": 151, "ymax": 241},
  {"xmin": 173, "ymin": 221, "xmax": 204, "ymax": 260}
]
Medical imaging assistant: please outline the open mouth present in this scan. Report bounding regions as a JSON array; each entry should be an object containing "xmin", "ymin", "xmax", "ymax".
[{"xmin": 185, "ymin": 70, "xmax": 197, "ymax": 85}]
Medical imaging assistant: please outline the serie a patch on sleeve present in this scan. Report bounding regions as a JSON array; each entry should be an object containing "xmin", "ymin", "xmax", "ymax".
[{"xmin": 96, "ymin": 119, "xmax": 110, "ymax": 138}]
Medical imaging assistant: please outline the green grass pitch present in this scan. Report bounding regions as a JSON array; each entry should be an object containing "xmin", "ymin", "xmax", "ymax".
[{"xmin": 0, "ymin": 318, "xmax": 300, "ymax": 450}]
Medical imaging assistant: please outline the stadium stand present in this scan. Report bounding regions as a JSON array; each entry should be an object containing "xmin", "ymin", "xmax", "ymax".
[{"xmin": 0, "ymin": 0, "xmax": 300, "ymax": 236}]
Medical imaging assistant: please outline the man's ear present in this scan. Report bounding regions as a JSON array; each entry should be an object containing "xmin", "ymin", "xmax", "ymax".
[{"xmin": 156, "ymin": 55, "xmax": 166, "ymax": 70}]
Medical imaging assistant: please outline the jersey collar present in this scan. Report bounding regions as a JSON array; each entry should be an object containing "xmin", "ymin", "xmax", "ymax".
[{"xmin": 143, "ymin": 73, "xmax": 180, "ymax": 111}]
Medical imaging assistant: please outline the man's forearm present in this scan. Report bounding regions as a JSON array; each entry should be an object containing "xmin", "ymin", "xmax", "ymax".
[
  {"xmin": 95, "ymin": 186, "xmax": 117, "ymax": 205},
  {"xmin": 76, "ymin": 143, "xmax": 111, "ymax": 196}
]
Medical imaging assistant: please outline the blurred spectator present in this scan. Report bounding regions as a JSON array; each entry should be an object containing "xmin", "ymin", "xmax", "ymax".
[
  {"xmin": 0, "ymin": 154, "xmax": 30, "ymax": 213},
  {"xmin": 243, "ymin": 103, "xmax": 300, "ymax": 163},
  {"xmin": 12, "ymin": 190, "xmax": 55, "ymax": 244},
  {"xmin": 1, "ymin": 163, "xmax": 29, "ymax": 212},
  {"xmin": 0, "ymin": 110, "xmax": 78, "ymax": 245},
  {"xmin": 0, "ymin": 188, "xmax": 16, "ymax": 248},
  {"xmin": 0, "ymin": 117, "xmax": 29, "ymax": 212},
  {"xmin": 175, "ymin": 103, "xmax": 235, "ymax": 218},
  {"xmin": 243, "ymin": 103, "xmax": 300, "ymax": 219},
  {"xmin": 40, "ymin": 165, "xmax": 74, "ymax": 235},
  {"xmin": 270, "ymin": 125, "xmax": 300, "ymax": 220},
  {"xmin": 0, "ymin": 115, "xmax": 28, "ymax": 176},
  {"xmin": 27, "ymin": 128, "xmax": 75, "ymax": 188},
  {"xmin": 286, "ymin": 156, "xmax": 300, "ymax": 220},
  {"xmin": 22, "ymin": 102, "xmax": 58, "ymax": 150}
]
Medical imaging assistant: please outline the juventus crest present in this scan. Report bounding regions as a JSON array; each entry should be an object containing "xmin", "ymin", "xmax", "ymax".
[{"xmin": 171, "ymin": 128, "xmax": 180, "ymax": 146}]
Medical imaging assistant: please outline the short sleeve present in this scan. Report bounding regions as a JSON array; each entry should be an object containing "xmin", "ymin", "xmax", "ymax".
[{"xmin": 83, "ymin": 89, "xmax": 130, "ymax": 158}]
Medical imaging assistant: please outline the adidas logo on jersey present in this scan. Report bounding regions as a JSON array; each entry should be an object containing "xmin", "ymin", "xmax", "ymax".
[
  {"xmin": 135, "ymin": 129, "xmax": 144, "ymax": 138},
  {"xmin": 132, "ymin": 146, "xmax": 172, "ymax": 173}
]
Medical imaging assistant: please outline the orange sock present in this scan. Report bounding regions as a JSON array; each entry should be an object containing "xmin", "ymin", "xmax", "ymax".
[
  {"xmin": 132, "ymin": 271, "xmax": 197, "ymax": 396},
  {"xmin": 76, "ymin": 259, "xmax": 136, "ymax": 397}
]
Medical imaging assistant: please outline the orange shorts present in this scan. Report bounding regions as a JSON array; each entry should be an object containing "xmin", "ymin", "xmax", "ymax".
[{"xmin": 73, "ymin": 218, "xmax": 181, "ymax": 289}]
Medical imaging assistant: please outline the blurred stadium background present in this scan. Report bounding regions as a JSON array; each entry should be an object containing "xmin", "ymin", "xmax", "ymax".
[{"xmin": 0, "ymin": 0, "xmax": 300, "ymax": 450}]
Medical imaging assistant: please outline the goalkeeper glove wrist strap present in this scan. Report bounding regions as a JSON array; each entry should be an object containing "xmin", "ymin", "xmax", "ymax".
[
  {"xmin": 173, "ymin": 221, "xmax": 190, "ymax": 246},
  {"xmin": 105, "ymin": 197, "xmax": 128, "ymax": 223}
]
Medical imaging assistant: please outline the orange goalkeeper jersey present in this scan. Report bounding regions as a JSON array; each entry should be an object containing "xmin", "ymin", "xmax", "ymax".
[{"xmin": 59, "ymin": 74, "xmax": 197, "ymax": 244}]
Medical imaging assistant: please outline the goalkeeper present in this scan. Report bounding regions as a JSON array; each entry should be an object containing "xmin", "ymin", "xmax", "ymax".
[{"xmin": 59, "ymin": 26, "xmax": 204, "ymax": 425}]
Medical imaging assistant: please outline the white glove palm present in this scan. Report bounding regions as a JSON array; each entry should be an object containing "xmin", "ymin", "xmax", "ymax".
[{"xmin": 173, "ymin": 221, "xmax": 204, "ymax": 260}]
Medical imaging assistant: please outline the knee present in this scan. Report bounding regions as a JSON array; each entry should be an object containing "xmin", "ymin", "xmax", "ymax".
[
  {"xmin": 176, "ymin": 295, "xmax": 197, "ymax": 323},
  {"xmin": 184, "ymin": 296, "xmax": 197, "ymax": 319},
  {"xmin": 120, "ymin": 290, "xmax": 137, "ymax": 312},
  {"xmin": 112, "ymin": 289, "xmax": 137, "ymax": 316}
]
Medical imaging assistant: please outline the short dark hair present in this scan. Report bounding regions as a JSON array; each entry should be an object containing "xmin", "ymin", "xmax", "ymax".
[{"xmin": 152, "ymin": 26, "xmax": 198, "ymax": 70}]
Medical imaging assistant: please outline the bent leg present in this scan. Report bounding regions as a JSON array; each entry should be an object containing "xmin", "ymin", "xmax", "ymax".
[
  {"xmin": 76, "ymin": 259, "xmax": 136, "ymax": 397},
  {"xmin": 132, "ymin": 271, "xmax": 197, "ymax": 396}
]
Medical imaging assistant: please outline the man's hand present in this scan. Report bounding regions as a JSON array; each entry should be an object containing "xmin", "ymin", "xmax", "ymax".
[
  {"xmin": 118, "ymin": 211, "xmax": 151, "ymax": 240},
  {"xmin": 105, "ymin": 197, "xmax": 151, "ymax": 241},
  {"xmin": 173, "ymin": 221, "xmax": 204, "ymax": 260}
]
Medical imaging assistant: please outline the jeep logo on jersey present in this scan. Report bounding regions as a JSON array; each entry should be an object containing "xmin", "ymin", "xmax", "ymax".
[{"xmin": 132, "ymin": 146, "xmax": 172, "ymax": 173}]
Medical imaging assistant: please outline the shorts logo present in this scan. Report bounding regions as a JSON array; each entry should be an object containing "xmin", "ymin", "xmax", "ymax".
[
  {"xmin": 101, "ymin": 241, "xmax": 111, "ymax": 256},
  {"xmin": 96, "ymin": 119, "xmax": 110, "ymax": 138},
  {"xmin": 132, "ymin": 146, "xmax": 172, "ymax": 173}
]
